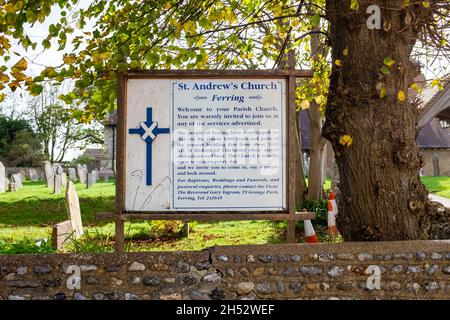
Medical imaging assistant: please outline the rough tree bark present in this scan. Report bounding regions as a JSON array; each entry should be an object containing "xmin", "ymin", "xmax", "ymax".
[{"xmin": 322, "ymin": 0, "xmax": 431, "ymax": 240}]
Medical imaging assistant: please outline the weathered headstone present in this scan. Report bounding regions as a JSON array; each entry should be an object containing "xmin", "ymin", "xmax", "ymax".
[
  {"xmin": 54, "ymin": 175, "xmax": 62, "ymax": 195},
  {"xmin": 53, "ymin": 163, "xmax": 64, "ymax": 175},
  {"xmin": 9, "ymin": 182, "xmax": 17, "ymax": 192},
  {"xmin": 29, "ymin": 168, "xmax": 39, "ymax": 182},
  {"xmin": 68, "ymin": 168, "xmax": 77, "ymax": 182},
  {"xmin": 19, "ymin": 169, "xmax": 26, "ymax": 182},
  {"xmin": 99, "ymin": 169, "xmax": 114, "ymax": 183},
  {"xmin": 66, "ymin": 181, "xmax": 83, "ymax": 238},
  {"xmin": 5, "ymin": 177, "xmax": 9, "ymax": 191},
  {"xmin": 44, "ymin": 161, "xmax": 55, "ymax": 188},
  {"xmin": 87, "ymin": 173, "xmax": 93, "ymax": 188},
  {"xmin": 11, "ymin": 174, "xmax": 23, "ymax": 188},
  {"xmin": 51, "ymin": 220, "xmax": 73, "ymax": 250},
  {"xmin": 433, "ymin": 152, "xmax": 440, "ymax": 176},
  {"xmin": 0, "ymin": 161, "xmax": 5, "ymax": 193},
  {"xmin": 92, "ymin": 169, "xmax": 98, "ymax": 184},
  {"xmin": 77, "ymin": 164, "xmax": 88, "ymax": 184},
  {"xmin": 61, "ymin": 172, "xmax": 67, "ymax": 188}
]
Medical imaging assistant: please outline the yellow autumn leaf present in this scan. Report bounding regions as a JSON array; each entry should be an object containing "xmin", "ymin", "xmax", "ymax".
[
  {"xmin": 183, "ymin": 20, "xmax": 197, "ymax": 34},
  {"xmin": 335, "ymin": 59, "xmax": 343, "ymax": 67},
  {"xmin": 300, "ymin": 100, "xmax": 310, "ymax": 110},
  {"xmin": 63, "ymin": 55, "xmax": 77, "ymax": 64},
  {"xmin": 422, "ymin": 1, "xmax": 430, "ymax": 8},
  {"xmin": 380, "ymin": 87, "xmax": 387, "ymax": 98},
  {"xmin": 397, "ymin": 90, "xmax": 406, "ymax": 102},
  {"xmin": 11, "ymin": 70, "xmax": 27, "ymax": 81},
  {"xmin": 0, "ymin": 73, "xmax": 10, "ymax": 83},
  {"xmin": 0, "ymin": 36, "xmax": 11, "ymax": 50},
  {"xmin": 315, "ymin": 95, "xmax": 326, "ymax": 106},
  {"xmin": 12, "ymin": 58, "xmax": 27, "ymax": 71},
  {"xmin": 8, "ymin": 81, "xmax": 20, "ymax": 92},
  {"xmin": 339, "ymin": 135, "xmax": 353, "ymax": 147},
  {"xmin": 343, "ymin": 48, "xmax": 348, "ymax": 56},
  {"xmin": 350, "ymin": 0, "xmax": 359, "ymax": 10},
  {"xmin": 3, "ymin": 3, "xmax": 14, "ymax": 13},
  {"xmin": 431, "ymin": 79, "xmax": 443, "ymax": 90},
  {"xmin": 411, "ymin": 83, "xmax": 423, "ymax": 94}
]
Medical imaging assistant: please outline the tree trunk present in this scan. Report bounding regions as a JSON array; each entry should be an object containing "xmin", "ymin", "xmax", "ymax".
[
  {"xmin": 323, "ymin": 0, "xmax": 431, "ymax": 241},
  {"xmin": 283, "ymin": 46, "xmax": 307, "ymax": 207},
  {"xmin": 307, "ymin": 108, "xmax": 327, "ymax": 199},
  {"xmin": 306, "ymin": 13, "xmax": 328, "ymax": 200}
]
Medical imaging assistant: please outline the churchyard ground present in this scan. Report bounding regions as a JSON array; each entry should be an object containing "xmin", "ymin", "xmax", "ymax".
[{"xmin": 0, "ymin": 177, "xmax": 448, "ymax": 254}]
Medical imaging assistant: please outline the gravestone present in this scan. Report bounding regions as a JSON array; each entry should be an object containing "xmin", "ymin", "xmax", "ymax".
[
  {"xmin": 77, "ymin": 164, "xmax": 88, "ymax": 184},
  {"xmin": 433, "ymin": 153, "xmax": 440, "ymax": 176},
  {"xmin": 65, "ymin": 181, "xmax": 83, "ymax": 238},
  {"xmin": 53, "ymin": 163, "xmax": 64, "ymax": 175},
  {"xmin": 68, "ymin": 168, "xmax": 77, "ymax": 182},
  {"xmin": 9, "ymin": 182, "xmax": 17, "ymax": 192},
  {"xmin": 61, "ymin": 172, "xmax": 67, "ymax": 188},
  {"xmin": 44, "ymin": 161, "xmax": 55, "ymax": 188},
  {"xmin": 0, "ymin": 161, "xmax": 5, "ymax": 193},
  {"xmin": 5, "ymin": 177, "xmax": 9, "ymax": 191},
  {"xmin": 92, "ymin": 169, "xmax": 98, "ymax": 184},
  {"xmin": 29, "ymin": 168, "xmax": 39, "ymax": 182},
  {"xmin": 54, "ymin": 175, "xmax": 62, "ymax": 195},
  {"xmin": 87, "ymin": 173, "xmax": 93, "ymax": 188},
  {"xmin": 19, "ymin": 169, "xmax": 26, "ymax": 182},
  {"xmin": 53, "ymin": 165, "xmax": 64, "ymax": 194},
  {"xmin": 99, "ymin": 169, "xmax": 114, "ymax": 183},
  {"xmin": 11, "ymin": 174, "xmax": 23, "ymax": 188},
  {"xmin": 51, "ymin": 220, "xmax": 73, "ymax": 250}
]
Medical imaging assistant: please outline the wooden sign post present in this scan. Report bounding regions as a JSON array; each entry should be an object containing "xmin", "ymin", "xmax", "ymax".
[{"xmin": 110, "ymin": 70, "xmax": 314, "ymax": 252}]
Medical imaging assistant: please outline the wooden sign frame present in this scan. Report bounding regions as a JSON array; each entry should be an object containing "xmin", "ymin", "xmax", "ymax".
[{"xmin": 111, "ymin": 70, "xmax": 314, "ymax": 251}]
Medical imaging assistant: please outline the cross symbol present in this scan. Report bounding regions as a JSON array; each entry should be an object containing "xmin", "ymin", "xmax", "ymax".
[{"xmin": 128, "ymin": 107, "xmax": 170, "ymax": 185}]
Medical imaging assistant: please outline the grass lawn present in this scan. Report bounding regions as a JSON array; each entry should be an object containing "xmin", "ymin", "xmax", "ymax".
[
  {"xmin": 0, "ymin": 180, "xmax": 284, "ymax": 252},
  {"xmin": 421, "ymin": 176, "xmax": 450, "ymax": 199}
]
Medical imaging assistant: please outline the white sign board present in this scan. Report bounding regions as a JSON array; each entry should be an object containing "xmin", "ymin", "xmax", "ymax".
[{"xmin": 125, "ymin": 78, "xmax": 286, "ymax": 212}]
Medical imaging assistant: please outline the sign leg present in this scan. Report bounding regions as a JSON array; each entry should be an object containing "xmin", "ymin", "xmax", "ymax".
[
  {"xmin": 115, "ymin": 218, "xmax": 125, "ymax": 252},
  {"xmin": 287, "ymin": 221, "xmax": 296, "ymax": 243}
]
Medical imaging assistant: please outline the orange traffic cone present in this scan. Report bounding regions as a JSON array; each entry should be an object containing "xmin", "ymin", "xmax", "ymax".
[
  {"xmin": 304, "ymin": 220, "xmax": 318, "ymax": 243},
  {"xmin": 327, "ymin": 200, "xmax": 339, "ymax": 236},
  {"xmin": 330, "ymin": 191, "xmax": 338, "ymax": 217}
]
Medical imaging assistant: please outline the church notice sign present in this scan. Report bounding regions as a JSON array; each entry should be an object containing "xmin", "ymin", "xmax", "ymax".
[{"xmin": 120, "ymin": 72, "xmax": 288, "ymax": 213}]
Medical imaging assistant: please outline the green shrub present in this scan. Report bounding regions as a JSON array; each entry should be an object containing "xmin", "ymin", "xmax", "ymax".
[
  {"xmin": 0, "ymin": 238, "xmax": 55, "ymax": 254},
  {"xmin": 148, "ymin": 220, "xmax": 184, "ymax": 239},
  {"xmin": 297, "ymin": 198, "xmax": 328, "ymax": 227}
]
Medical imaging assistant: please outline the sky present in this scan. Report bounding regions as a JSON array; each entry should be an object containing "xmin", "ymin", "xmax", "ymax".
[{"xmin": 0, "ymin": 2, "xmax": 449, "ymax": 161}]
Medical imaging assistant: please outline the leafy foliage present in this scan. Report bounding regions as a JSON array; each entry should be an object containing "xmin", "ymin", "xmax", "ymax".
[
  {"xmin": 0, "ymin": 238, "xmax": 54, "ymax": 254},
  {"xmin": 0, "ymin": 113, "xmax": 44, "ymax": 166}
]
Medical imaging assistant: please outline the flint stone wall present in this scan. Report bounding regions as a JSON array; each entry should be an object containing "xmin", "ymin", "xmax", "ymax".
[{"xmin": 0, "ymin": 240, "xmax": 449, "ymax": 300}]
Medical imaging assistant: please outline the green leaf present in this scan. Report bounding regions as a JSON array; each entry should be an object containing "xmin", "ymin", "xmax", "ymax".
[
  {"xmin": 30, "ymin": 85, "xmax": 43, "ymax": 96},
  {"xmin": 92, "ymin": 91, "xmax": 102, "ymax": 103},
  {"xmin": 311, "ymin": 14, "xmax": 320, "ymax": 28},
  {"xmin": 42, "ymin": 39, "xmax": 51, "ymax": 49},
  {"xmin": 383, "ymin": 57, "xmax": 396, "ymax": 67}
]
